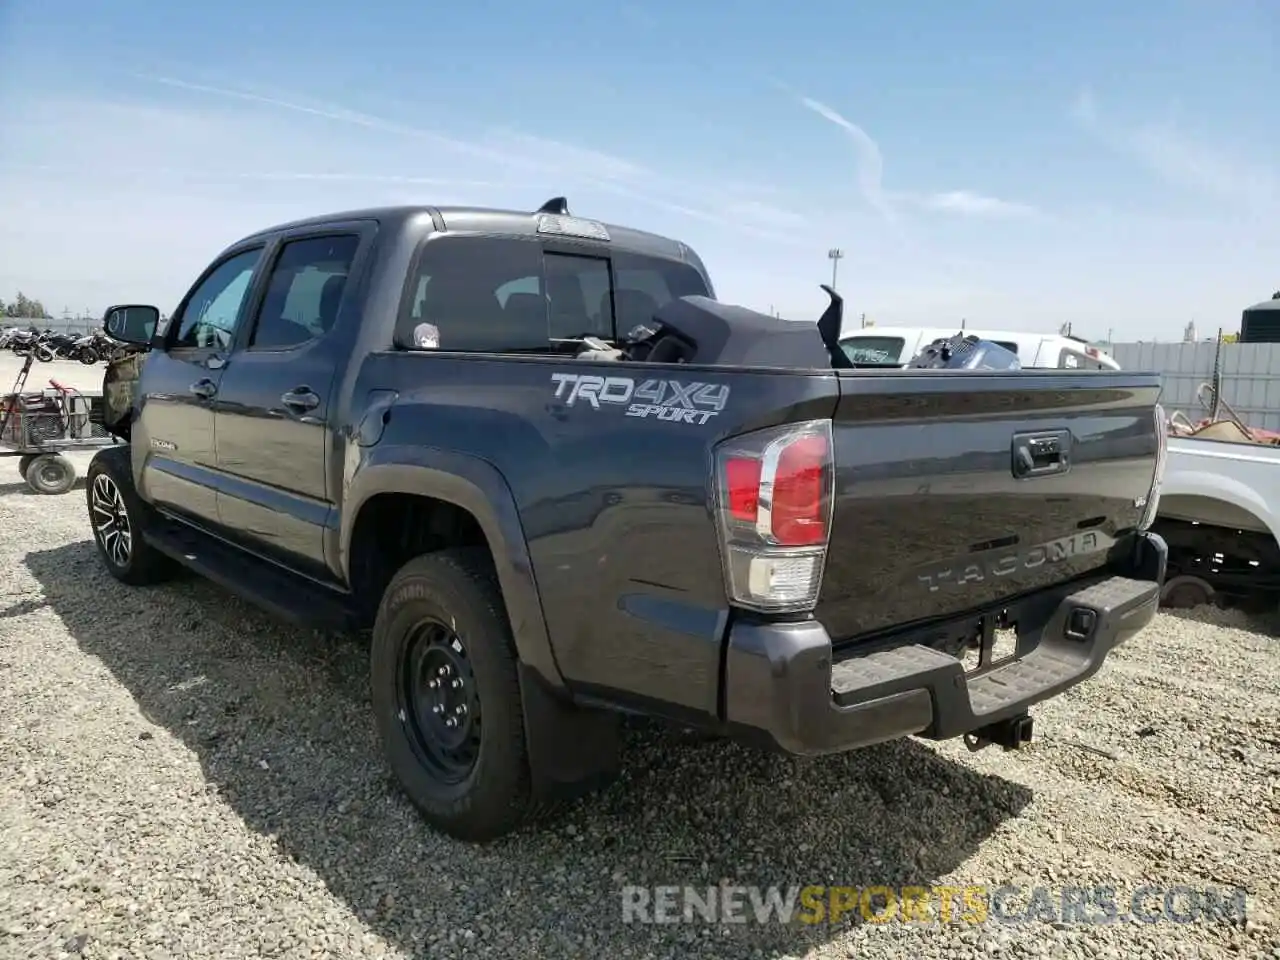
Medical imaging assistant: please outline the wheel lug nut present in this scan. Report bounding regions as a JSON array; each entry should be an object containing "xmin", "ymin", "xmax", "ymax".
[
  {"xmin": 446, "ymin": 718, "xmax": 457, "ymax": 728},
  {"xmin": 438, "ymin": 666, "xmax": 449, "ymax": 676},
  {"xmin": 433, "ymin": 705, "xmax": 444, "ymax": 714},
  {"xmin": 451, "ymin": 679, "xmax": 462, "ymax": 689},
  {"xmin": 455, "ymin": 704, "xmax": 467, "ymax": 715}
]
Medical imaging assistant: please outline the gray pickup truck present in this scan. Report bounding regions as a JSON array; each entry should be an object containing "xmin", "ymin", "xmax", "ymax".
[{"xmin": 89, "ymin": 197, "xmax": 1168, "ymax": 841}]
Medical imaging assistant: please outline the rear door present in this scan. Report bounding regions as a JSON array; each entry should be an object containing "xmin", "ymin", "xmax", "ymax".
[
  {"xmin": 819, "ymin": 371, "xmax": 1162, "ymax": 640},
  {"xmin": 137, "ymin": 245, "xmax": 265, "ymax": 527},
  {"xmin": 212, "ymin": 224, "xmax": 371, "ymax": 577}
]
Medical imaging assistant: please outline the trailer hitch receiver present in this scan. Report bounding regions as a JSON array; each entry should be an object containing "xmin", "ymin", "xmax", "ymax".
[{"xmin": 964, "ymin": 714, "xmax": 1034, "ymax": 752}]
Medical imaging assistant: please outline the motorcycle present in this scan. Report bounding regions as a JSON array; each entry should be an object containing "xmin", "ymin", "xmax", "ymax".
[{"xmin": 8, "ymin": 328, "xmax": 55, "ymax": 362}]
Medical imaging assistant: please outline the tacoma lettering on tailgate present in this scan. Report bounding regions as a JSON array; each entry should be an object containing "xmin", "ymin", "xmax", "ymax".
[{"xmin": 915, "ymin": 530, "xmax": 1112, "ymax": 593}]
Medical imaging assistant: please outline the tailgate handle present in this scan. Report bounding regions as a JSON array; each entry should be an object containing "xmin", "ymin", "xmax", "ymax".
[{"xmin": 1012, "ymin": 430, "xmax": 1071, "ymax": 479}]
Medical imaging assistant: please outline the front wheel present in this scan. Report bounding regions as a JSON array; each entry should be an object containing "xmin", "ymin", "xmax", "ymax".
[
  {"xmin": 34, "ymin": 345, "xmax": 54, "ymax": 362},
  {"xmin": 79, "ymin": 348, "xmax": 99, "ymax": 364},
  {"xmin": 370, "ymin": 548, "xmax": 533, "ymax": 842},
  {"xmin": 85, "ymin": 449, "xmax": 176, "ymax": 585}
]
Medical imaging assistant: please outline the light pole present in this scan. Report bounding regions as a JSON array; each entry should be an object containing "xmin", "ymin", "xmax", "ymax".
[{"xmin": 827, "ymin": 248, "xmax": 844, "ymax": 291}]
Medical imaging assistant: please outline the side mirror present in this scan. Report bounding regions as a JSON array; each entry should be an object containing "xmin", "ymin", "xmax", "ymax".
[{"xmin": 103, "ymin": 304, "xmax": 160, "ymax": 347}]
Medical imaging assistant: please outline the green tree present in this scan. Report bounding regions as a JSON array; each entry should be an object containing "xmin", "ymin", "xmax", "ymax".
[{"xmin": 3, "ymin": 292, "xmax": 50, "ymax": 319}]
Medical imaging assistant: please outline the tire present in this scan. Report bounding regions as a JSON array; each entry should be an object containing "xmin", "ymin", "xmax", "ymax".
[
  {"xmin": 35, "ymin": 345, "xmax": 54, "ymax": 362},
  {"xmin": 24, "ymin": 453, "xmax": 76, "ymax": 494},
  {"xmin": 371, "ymin": 548, "xmax": 533, "ymax": 842},
  {"xmin": 79, "ymin": 348, "xmax": 99, "ymax": 365},
  {"xmin": 85, "ymin": 448, "xmax": 176, "ymax": 585},
  {"xmin": 17, "ymin": 454, "xmax": 38, "ymax": 479}
]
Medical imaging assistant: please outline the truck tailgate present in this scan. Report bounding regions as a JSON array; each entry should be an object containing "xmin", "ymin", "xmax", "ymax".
[{"xmin": 818, "ymin": 371, "xmax": 1162, "ymax": 640}]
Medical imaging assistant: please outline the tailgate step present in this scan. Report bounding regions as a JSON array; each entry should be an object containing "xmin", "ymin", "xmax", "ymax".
[
  {"xmin": 830, "ymin": 644, "xmax": 956, "ymax": 707},
  {"xmin": 828, "ymin": 575, "xmax": 1159, "ymax": 729},
  {"xmin": 967, "ymin": 646, "xmax": 1083, "ymax": 716}
]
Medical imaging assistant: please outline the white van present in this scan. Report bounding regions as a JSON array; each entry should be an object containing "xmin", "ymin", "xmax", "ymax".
[{"xmin": 838, "ymin": 326, "xmax": 1121, "ymax": 370}]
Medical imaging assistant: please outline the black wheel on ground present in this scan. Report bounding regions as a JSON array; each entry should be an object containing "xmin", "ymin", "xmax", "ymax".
[
  {"xmin": 17, "ymin": 454, "xmax": 38, "ymax": 479},
  {"xmin": 25, "ymin": 453, "xmax": 76, "ymax": 494},
  {"xmin": 85, "ymin": 447, "xmax": 176, "ymax": 585},
  {"xmin": 370, "ymin": 548, "xmax": 533, "ymax": 842}
]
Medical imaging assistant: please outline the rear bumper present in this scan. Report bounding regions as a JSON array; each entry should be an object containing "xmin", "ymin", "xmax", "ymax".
[{"xmin": 722, "ymin": 533, "xmax": 1166, "ymax": 756}]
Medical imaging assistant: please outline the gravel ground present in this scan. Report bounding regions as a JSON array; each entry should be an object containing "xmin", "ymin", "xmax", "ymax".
[{"xmin": 0, "ymin": 395, "xmax": 1278, "ymax": 957}]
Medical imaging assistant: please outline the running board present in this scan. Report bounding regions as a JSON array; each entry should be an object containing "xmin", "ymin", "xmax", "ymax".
[{"xmin": 144, "ymin": 521, "xmax": 359, "ymax": 632}]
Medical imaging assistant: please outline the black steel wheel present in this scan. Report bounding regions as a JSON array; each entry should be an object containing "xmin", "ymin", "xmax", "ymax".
[
  {"xmin": 371, "ymin": 548, "xmax": 534, "ymax": 842},
  {"xmin": 398, "ymin": 620, "xmax": 483, "ymax": 783}
]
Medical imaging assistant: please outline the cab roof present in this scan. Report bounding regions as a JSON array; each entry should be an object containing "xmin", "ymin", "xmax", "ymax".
[{"xmin": 236, "ymin": 197, "xmax": 702, "ymax": 268}]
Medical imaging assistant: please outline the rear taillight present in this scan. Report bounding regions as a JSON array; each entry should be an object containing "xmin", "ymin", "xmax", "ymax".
[
  {"xmin": 1139, "ymin": 402, "xmax": 1167, "ymax": 530},
  {"xmin": 713, "ymin": 419, "xmax": 834, "ymax": 613}
]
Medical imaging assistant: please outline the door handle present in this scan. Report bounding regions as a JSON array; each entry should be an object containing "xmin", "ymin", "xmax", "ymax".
[
  {"xmin": 189, "ymin": 378, "xmax": 218, "ymax": 400},
  {"xmin": 281, "ymin": 387, "xmax": 320, "ymax": 412}
]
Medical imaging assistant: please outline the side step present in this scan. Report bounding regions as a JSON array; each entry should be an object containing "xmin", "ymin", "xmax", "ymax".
[{"xmin": 144, "ymin": 519, "xmax": 359, "ymax": 632}]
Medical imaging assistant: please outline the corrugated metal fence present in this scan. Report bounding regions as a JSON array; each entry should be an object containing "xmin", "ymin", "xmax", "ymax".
[{"xmin": 1111, "ymin": 341, "xmax": 1280, "ymax": 431}]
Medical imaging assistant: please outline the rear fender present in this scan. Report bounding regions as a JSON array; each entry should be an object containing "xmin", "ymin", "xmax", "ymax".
[{"xmin": 339, "ymin": 445, "xmax": 565, "ymax": 689}]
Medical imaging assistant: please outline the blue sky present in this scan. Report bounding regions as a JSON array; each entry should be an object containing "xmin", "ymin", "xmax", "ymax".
[{"xmin": 0, "ymin": 0, "xmax": 1275, "ymax": 339}]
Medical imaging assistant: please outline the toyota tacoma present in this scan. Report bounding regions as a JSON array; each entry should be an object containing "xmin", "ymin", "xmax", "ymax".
[{"xmin": 87, "ymin": 197, "xmax": 1168, "ymax": 841}]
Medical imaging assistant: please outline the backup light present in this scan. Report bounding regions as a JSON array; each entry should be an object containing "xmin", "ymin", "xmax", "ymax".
[{"xmin": 713, "ymin": 419, "xmax": 834, "ymax": 613}]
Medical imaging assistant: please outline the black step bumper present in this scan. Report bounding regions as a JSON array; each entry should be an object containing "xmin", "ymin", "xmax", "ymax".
[{"xmin": 722, "ymin": 535, "xmax": 1165, "ymax": 756}]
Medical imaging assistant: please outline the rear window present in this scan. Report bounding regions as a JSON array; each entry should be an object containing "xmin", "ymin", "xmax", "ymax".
[
  {"xmin": 398, "ymin": 237, "xmax": 709, "ymax": 353},
  {"xmin": 840, "ymin": 336, "xmax": 905, "ymax": 364}
]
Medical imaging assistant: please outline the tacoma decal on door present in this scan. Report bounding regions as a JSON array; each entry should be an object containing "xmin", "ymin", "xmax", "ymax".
[{"xmin": 550, "ymin": 373, "xmax": 730, "ymax": 424}]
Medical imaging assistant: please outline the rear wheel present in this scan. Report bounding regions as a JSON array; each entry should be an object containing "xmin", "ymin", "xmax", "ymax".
[
  {"xmin": 85, "ymin": 448, "xmax": 176, "ymax": 585},
  {"xmin": 25, "ymin": 453, "xmax": 75, "ymax": 494},
  {"xmin": 370, "ymin": 548, "xmax": 533, "ymax": 842}
]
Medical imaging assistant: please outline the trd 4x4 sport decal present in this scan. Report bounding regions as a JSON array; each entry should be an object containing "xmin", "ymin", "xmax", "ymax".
[{"xmin": 550, "ymin": 373, "xmax": 730, "ymax": 425}]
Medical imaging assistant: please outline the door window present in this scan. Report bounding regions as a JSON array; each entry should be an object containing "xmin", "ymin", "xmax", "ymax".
[
  {"xmin": 171, "ymin": 249, "xmax": 262, "ymax": 351},
  {"xmin": 249, "ymin": 235, "xmax": 360, "ymax": 350}
]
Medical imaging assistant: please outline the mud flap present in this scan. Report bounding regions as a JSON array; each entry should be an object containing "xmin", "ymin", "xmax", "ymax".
[{"xmin": 518, "ymin": 663, "xmax": 620, "ymax": 801}]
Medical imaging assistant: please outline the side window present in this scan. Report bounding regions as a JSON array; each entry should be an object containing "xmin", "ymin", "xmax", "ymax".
[
  {"xmin": 171, "ymin": 249, "xmax": 262, "ymax": 351},
  {"xmin": 249, "ymin": 235, "xmax": 360, "ymax": 350},
  {"xmin": 992, "ymin": 340, "xmax": 1020, "ymax": 354}
]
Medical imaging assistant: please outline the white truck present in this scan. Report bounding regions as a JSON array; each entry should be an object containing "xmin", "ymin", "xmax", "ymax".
[
  {"xmin": 1152, "ymin": 426, "xmax": 1280, "ymax": 610},
  {"xmin": 838, "ymin": 326, "xmax": 1121, "ymax": 371}
]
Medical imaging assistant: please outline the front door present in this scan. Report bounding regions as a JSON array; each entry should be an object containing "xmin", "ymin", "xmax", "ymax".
[
  {"xmin": 212, "ymin": 231, "xmax": 363, "ymax": 577},
  {"xmin": 137, "ymin": 246, "xmax": 264, "ymax": 527}
]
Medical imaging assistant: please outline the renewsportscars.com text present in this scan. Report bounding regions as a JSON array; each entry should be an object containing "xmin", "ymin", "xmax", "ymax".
[{"xmin": 620, "ymin": 884, "xmax": 1248, "ymax": 926}]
